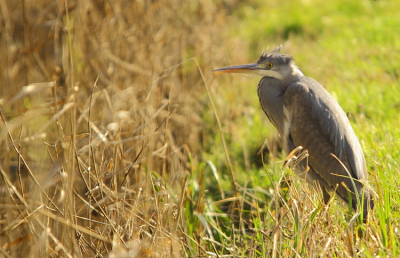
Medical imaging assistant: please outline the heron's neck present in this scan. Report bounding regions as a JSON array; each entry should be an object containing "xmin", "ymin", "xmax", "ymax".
[
  {"xmin": 290, "ymin": 63, "xmax": 304, "ymax": 77},
  {"xmin": 281, "ymin": 63, "xmax": 304, "ymax": 85}
]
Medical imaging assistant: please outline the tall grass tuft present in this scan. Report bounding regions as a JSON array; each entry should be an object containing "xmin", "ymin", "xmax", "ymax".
[{"xmin": 0, "ymin": 0, "xmax": 233, "ymax": 256}]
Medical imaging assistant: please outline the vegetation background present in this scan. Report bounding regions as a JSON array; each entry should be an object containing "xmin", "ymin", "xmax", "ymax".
[{"xmin": 0, "ymin": 0, "xmax": 399, "ymax": 257}]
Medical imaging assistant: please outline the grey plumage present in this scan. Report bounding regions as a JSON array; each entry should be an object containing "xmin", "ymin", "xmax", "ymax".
[{"xmin": 215, "ymin": 46, "xmax": 374, "ymax": 222}]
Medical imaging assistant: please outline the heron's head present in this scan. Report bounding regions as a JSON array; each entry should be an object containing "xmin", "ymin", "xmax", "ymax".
[{"xmin": 214, "ymin": 46, "xmax": 302, "ymax": 81}]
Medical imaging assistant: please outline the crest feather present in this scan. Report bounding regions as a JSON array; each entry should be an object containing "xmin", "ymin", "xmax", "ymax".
[{"xmin": 258, "ymin": 45, "xmax": 292, "ymax": 64}]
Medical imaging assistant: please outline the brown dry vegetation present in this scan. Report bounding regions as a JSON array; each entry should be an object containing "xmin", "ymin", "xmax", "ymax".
[
  {"xmin": 0, "ymin": 0, "xmax": 237, "ymax": 257},
  {"xmin": 0, "ymin": 0, "xmax": 393, "ymax": 257}
]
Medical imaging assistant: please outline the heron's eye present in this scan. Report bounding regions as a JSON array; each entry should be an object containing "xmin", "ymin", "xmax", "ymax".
[{"xmin": 267, "ymin": 63, "xmax": 273, "ymax": 68}]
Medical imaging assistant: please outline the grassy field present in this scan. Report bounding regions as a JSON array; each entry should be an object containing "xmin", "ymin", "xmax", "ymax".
[{"xmin": 0, "ymin": 0, "xmax": 399, "ymax": 257}]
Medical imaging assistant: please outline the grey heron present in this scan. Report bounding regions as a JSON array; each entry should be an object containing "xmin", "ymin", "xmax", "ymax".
[{"xmin": 214, "ymin": 46, "xmax": 374, "ymax": 222}]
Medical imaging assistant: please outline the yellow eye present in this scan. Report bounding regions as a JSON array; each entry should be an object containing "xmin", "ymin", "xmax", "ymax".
[{"xmin": 267, "ymin": 63, "xmax": 273, "ymax": 68}]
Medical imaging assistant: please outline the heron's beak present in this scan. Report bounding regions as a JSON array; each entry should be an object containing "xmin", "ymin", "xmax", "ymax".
[
  {"xmin": 214, "ymin": 63, "xmax": 262, "ymax": 75},
  {"xmin": 214, "ymin": 63, "xmax": 283, "ymax": 80}
]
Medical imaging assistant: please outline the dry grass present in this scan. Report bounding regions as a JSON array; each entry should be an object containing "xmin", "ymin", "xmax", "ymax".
[
  {"xmin": 0, "ymin": 0, "xmax": 394, "ymax": 257},
  {"xmin": 0, "ymin": 0, "xmax": 236, "ymax": 257}
]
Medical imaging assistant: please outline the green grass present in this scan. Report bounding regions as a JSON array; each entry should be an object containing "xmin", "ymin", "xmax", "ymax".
[{"xmin": 200, "ymin": 0, "xmax": 400, "ymax": 256}]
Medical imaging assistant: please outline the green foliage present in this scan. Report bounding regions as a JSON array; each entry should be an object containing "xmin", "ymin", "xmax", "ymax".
[{"xmin": 197, "ymin": 0, "xmax": 400, "ymax": 256}]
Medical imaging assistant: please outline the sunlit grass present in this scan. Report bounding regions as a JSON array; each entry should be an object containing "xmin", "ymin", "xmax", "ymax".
[{"xmin": 204, "ymin": 0, "xmax": 400, "ymax": 256}]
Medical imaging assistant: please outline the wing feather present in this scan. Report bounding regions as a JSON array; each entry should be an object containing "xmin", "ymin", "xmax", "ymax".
[{"xmin": 284, "ymin": 77, "xmax": 366, "ymax": 181}]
